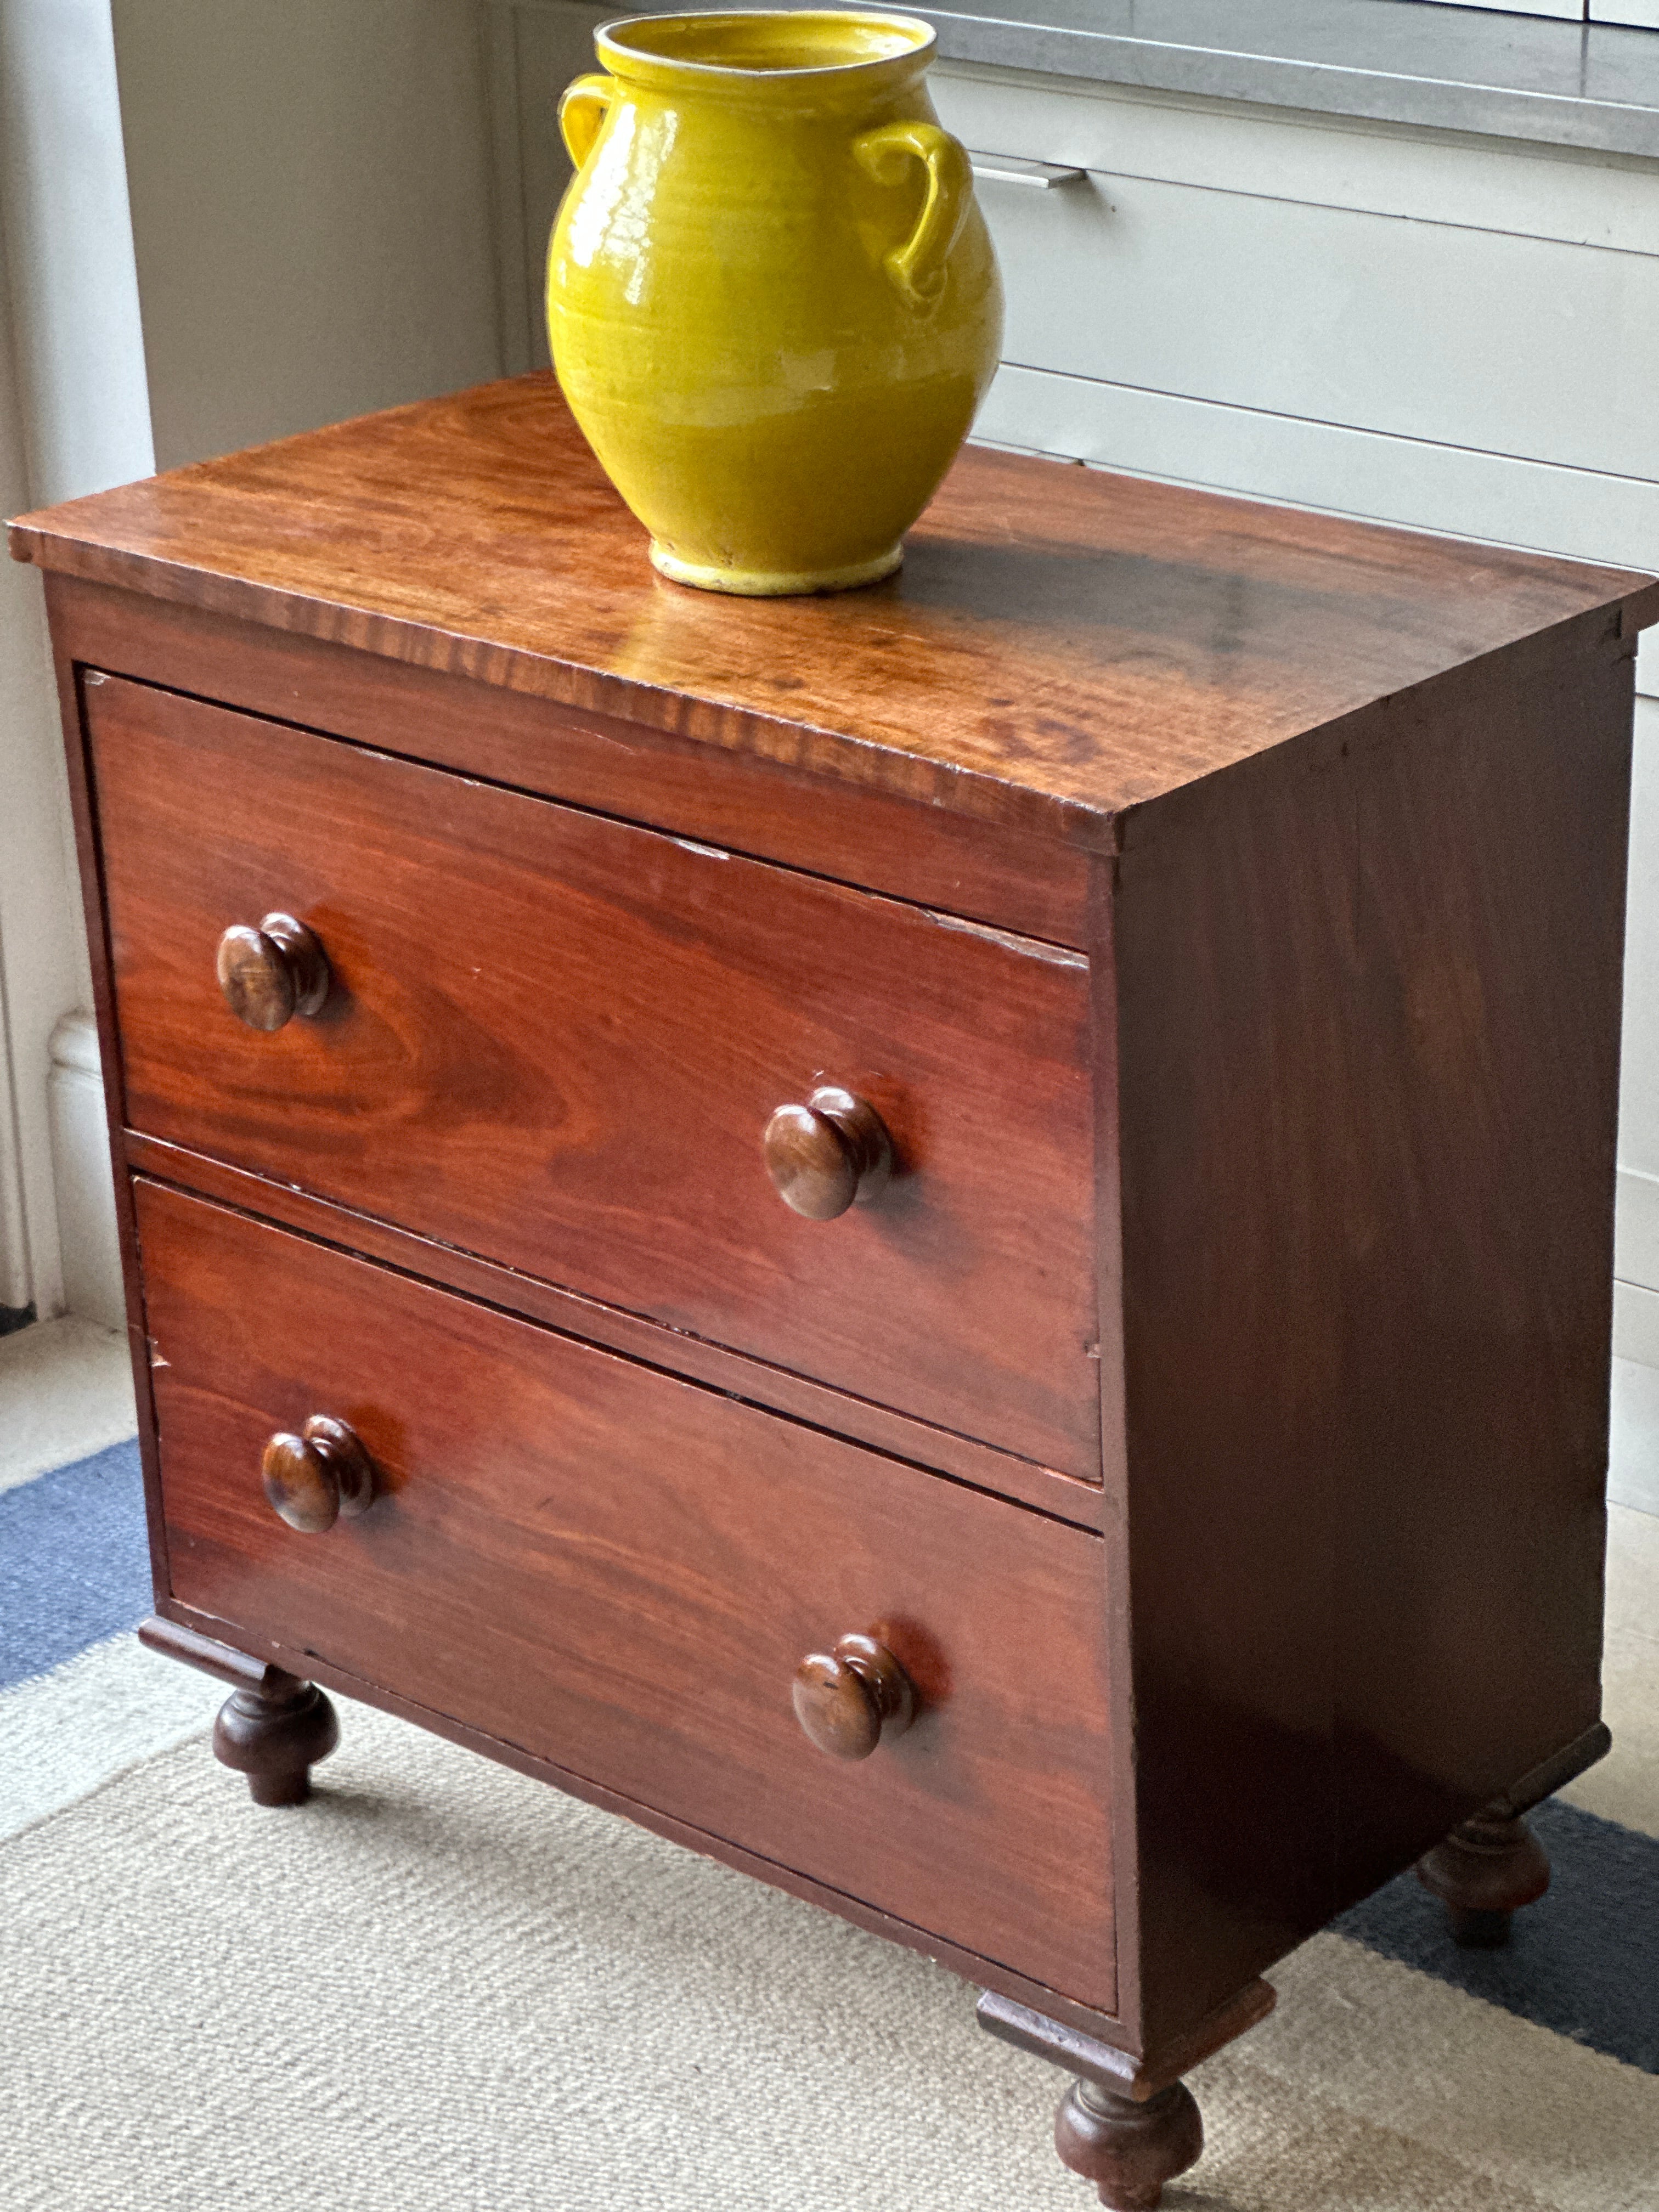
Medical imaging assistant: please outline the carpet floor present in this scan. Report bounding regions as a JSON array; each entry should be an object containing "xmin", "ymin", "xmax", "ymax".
[{"xmin": 3, "ymin": 1442, "xmax": 1657, "ymax": 2211}]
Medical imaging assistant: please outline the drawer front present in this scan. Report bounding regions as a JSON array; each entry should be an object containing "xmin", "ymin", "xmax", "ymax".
[
  {"xmin": 939, "ymin": 81, "xmax": 1659, "ymax": 486},
  {"xmin": 137, "ymin": 1180, "xmax": 1115, "ymax": 2008},
  {"xmin": 90, "ymin": 675, "xmax": 1097, "ymax": 1476}
]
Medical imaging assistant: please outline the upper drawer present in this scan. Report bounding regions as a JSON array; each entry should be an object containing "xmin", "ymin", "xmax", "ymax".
[
  {"xmin": 87, "ymin": 675, "xmax": 1098, "ymax": 1475},
  {"xmin": 138, "ymin": 1177, "xmax": 1115, "ymax": 2010}
]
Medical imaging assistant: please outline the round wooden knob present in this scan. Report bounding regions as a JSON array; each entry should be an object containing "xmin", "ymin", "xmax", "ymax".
[
  {"xmin": 217, "ymin": 912, "xmax": 330, "ymax": 1031},
  {"xmin": 793, "ymin": 1632, "xmax": 915, "ymax": 1760},
  {"xmin": 261, "ymin": 1415, "xmax": 375, "ymax": 1535},
  {"xmin": 763, "ymin": 1086, "xmax": 892, "ymax": 1220}
]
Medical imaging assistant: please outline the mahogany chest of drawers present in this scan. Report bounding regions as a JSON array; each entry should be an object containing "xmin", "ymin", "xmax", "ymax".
[{"xmin": 13, "ymin": 375, "xmax": 1652, "ymax": 2207}]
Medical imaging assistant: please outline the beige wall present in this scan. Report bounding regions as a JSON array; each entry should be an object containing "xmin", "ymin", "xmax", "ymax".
[{"xmin": 111, "ymin": 0, "xmax": 504, "ymax": 470}]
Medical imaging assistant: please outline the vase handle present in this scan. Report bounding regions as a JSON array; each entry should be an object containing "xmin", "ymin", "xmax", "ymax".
[
  {"xmin": 853, "ymin": 120, "xmax": 972, "ymax": 313},
  {"xmin": 560, "ymin": 73, "xmax": 617, "ymax": 171}
]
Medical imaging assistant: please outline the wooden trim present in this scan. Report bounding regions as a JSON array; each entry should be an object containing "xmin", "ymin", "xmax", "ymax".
[
  {"xmin": 139, "ymin": 1612, "xmax": 294, "ymax": 1694},
  {"xmin": 1089, "ymin": 850, "xmax": 1146, "ymax": 2049},
  {"xmin": 1493, "ymin": 1722, "xmax": 1614, "ymax": 1820},
  {"xmin": 43, "ymin": 574, "xmax": 1092, "ymax": 949},
  {"xmin": 15, "ymin": 515, "xmax": 1101, "ymax": 847},
  {"xmin": 47, "ymin": 649, "xmax": 173, "ymax": 1609},
  {"xmin": 125, "ymin": 1135, "xmax": 1104, "ymax": 1530},
  {"xmin": 976, "ymin": 1979, "xmax": 1276, "ymax": 2101}
]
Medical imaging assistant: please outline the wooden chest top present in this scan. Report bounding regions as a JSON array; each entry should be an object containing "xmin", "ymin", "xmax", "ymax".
[{"xmin": 13, "ymin": 371, "xmax": 1656, "ymax": 840}]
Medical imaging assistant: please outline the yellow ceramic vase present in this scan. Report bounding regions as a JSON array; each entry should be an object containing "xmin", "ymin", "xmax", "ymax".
[{"xmin": 546, "ymin": 10, "xmax": 1003, "ymax": 595}]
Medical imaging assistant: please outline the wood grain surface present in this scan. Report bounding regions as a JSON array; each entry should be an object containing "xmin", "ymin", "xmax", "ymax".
[
  {"xmin": 122, "ymin": 1128, "xmax": 1100, "ymax": 1526},
  {"xmin": 47, "ymin": 575, "xmax": 1093, "ymax": 947},
  {"xmin": 89, "ymin": 673, "xmax": 1098, "ymax": 1474},
  {"xmin": 1333, "ymin": 628, "xmax": 1628, "ymax": 1898},
  {"xmin": 149, "ymin": 1593, "xmax": 1138, "ymax": 2051},
  {"xmin": 16, "ymin": 374, "xmax": 1658, "ymax": 836},
  {"xmin": 135, "ymin": 1176, "xmax": 1116, "ymax": 2007},
  {"xmin": 1105, "ymin": 619, "xmax": 1629, "ymax": 2051}
]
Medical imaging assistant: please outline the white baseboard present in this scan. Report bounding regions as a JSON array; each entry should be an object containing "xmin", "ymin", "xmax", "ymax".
[
  {"xmin": 1611, "ymin": 1355, "xmax": 1659, "ymax": 1518},
  {"xmin": 46, "ymin": 1012, "xmax": 123, "ymax": 1333},
  {"xmin": 1615, "ymin": 1277, "xmax": 1659, "ymax": 1369},
  {"xmin": 1607, "ymin": 1283, "xmax": 1659, "ymax": 1515},
  {"xmin": 1617, "ymin": 1167, "xmax": 1659, "ymax": 1300}
]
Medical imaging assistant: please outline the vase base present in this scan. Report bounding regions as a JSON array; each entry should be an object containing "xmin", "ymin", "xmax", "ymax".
[{"xmin": 648, "ymin": 541, "xmax": 903, "ymax": 596}]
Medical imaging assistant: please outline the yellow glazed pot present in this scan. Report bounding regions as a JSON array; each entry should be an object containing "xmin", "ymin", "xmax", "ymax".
[{"xmin": 546, "ymin": 10, "xmax": 1003, "ymax": 594}]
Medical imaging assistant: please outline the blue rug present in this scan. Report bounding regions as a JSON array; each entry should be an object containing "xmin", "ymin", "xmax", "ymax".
[
  {"xmin": 5, "ymin": 1436, "xmax": 1656, "ymax": 2081},
  {"xmin": 1337, "ymin": 1796, "xmax": 1659, "ymax": 2073},
  {"xmin": 0, "ymin": 1440, "xmax": 151, "ymax": 1688}
]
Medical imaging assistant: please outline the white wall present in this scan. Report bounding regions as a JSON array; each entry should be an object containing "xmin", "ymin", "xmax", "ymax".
[
  {"xmin": 0, "ymin": 266, "xmax": 80, "ymax": 1328},
  {"xmin": 0, "ymin": 0, "xmax": 154, "ymax": 1332},
  {"xmin": 0, "ymin": 249, "xmax": 57, "ymax": 1326},
  {"xmin": 0, "ymin": 0, "xmax": 153, "ymax": 507},
  {"xmin": 110, "ymin": 0, "xmax": 504, "ymax": 471}
]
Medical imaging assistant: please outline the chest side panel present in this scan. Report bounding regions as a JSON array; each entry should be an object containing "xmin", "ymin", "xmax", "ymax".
[{"xmin": 1109, "ymin": 622, "xmax": 1628, "ymax": 2046}]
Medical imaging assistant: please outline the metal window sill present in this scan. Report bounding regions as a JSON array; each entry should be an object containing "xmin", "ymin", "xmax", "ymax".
[
  {"xmin": 917, "ymin": 0, "xmax": 1659, "ymax": 156},
  {"xmin": 597, "ymin": 0, "xmax": 1659, "ymax": 159}
]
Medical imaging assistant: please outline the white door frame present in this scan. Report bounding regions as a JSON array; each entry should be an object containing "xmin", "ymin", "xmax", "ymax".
[{"xmin": 0, "ymin": 0, "xmax": 154, "ymax": 1330}]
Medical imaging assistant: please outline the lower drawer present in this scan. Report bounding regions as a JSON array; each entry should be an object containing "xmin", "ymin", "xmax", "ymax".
[{"xmin": 136, "ymin": 1177, "xmax": 1116, "ymax": 2008}]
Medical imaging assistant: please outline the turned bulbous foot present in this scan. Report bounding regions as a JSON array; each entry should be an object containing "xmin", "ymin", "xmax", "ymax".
[
  {"xmin": 212, "ymin": 1672, "xmax": 339, "ymax": 1805},
  {"xmin": 1416, "ymin": 1808, "xmax": 1549, "ymax": 1947},
  {"xmin": 1055, "ymin": 2076, "xmax": 1204, "ymax": 2210}
]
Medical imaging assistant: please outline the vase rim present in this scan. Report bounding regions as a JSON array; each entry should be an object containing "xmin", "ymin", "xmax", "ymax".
[{"xmin": 595, "ymin": 11, "xmax": 937, "ymax": 91}]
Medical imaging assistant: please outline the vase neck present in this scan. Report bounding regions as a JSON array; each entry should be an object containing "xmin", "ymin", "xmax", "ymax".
[{"xmin": 595, "ymin": 10, "xmax": 935, "ymax": 110}]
